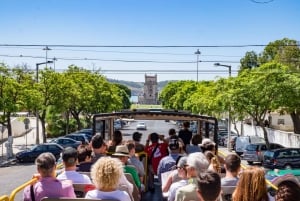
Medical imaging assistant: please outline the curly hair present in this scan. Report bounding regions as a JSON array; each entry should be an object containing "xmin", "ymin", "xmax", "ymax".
[
  {"xmin": 91, "ymin": 157, "xmax": 123, "ymax": 190},
  {"xmin": 233, "ymin": 166, "xmax": 268, "ymax": 201},
  {"xmin": 275, "ymin": 180, "xmax": 300, "ymax": 201}
]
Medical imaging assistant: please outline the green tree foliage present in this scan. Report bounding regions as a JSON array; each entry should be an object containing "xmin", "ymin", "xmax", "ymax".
[{"xmin": 239, "ymin": 51, "xmax": 259, "ymax": 72}]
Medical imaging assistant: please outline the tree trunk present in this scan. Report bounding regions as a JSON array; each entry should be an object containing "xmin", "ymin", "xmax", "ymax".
[
  {"xmin": 259, "ymin": 121, "xmax": 270, "ymax": 149},
  {"xmin": 40, "ymin": 109, "xmax": 47, "ymax": 143},
  {"xmin": 290, "ymin": 111, "xmax": 300, "ymax": 134},
  {"xmin": 65, "ymin": 111, "xmax": 70, "ymax": 135},
  {"xmin": 7, "ymin": 114, "xmax": 12, "ymax": 137}
]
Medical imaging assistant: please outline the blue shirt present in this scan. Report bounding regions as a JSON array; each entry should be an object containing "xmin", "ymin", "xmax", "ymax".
[{"xmin": 157, "ymin": 153, "xmax": 181, "ymax": 182}]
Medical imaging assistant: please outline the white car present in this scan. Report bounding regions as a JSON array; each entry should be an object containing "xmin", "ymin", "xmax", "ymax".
[{"xmin": 136, "ymin": 122, "xmax": 147, "ymax": 130}]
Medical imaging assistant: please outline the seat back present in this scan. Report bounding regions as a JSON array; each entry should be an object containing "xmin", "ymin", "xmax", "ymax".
[
  {"xmin": 72, "ymin": 183, "xmax": 96, "ymax": 198},
  {"xmin": 124, "ymin": 173, "xmax": 141, "ymax": 201},
  {"xmin": 220, "ymin": 186, "xmax": 236, "ymax": 201}
]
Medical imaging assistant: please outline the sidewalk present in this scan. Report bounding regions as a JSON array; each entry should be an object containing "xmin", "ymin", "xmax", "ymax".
[{"xmin": 0, "ymin": 118, "xmax": 43, "ymax": 167}]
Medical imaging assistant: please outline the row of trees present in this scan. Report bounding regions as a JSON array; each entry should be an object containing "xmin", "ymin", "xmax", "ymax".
[
  {"xmin": 159, "ymin": 38, "xmax": 300, "ymax": 148},
  {"xmin": 0, "ymin": 65, "xmax": 131, "ymax": 143}
]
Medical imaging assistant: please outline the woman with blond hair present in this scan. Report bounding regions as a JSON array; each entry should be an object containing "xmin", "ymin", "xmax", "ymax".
[
  {"xmin": 85, "ymin": 157, "xmax": 131, "ymax": 201},
  {"xmin": 232, "ymin": 166, "xmax": 272, "ymax": 201}
]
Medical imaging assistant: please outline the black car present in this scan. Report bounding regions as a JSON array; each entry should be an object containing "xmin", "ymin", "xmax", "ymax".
[
  {"xmin": 50, "ymin": 137, "xmax": 82, "ymax": 149},
  {"xmin": 16, "ymin": 143, "xmax": 63, "ymax": 162},
  {"xmin": 263, "ymin": 148, "xmax": 300, "ymax": 169},
  {"xmin": 65, "ymin": 133, "xmax": 89, "ymax": 144}
]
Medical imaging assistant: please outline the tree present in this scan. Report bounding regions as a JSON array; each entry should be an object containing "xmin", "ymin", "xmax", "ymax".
[{"xmin": 239, "ymin": 51, "xmax": 259, "ymax": 72}]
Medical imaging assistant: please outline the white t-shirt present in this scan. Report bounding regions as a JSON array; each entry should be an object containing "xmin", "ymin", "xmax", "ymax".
[
  {"xmin": 168, "ymin": 179, "xmax": 188, "ymax": 201},
  {"xmin": 57, "ymin": 170, "xmax": 92, "ymax": 184},
  {"xmin": 85, "ymin": 189, "xmax": 131, "ymax": 201}
]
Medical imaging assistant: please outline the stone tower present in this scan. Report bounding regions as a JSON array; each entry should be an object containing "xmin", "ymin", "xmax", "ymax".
[{"xmin": 142, "ymin": 74, "xmax": 158, "ymax": 104}]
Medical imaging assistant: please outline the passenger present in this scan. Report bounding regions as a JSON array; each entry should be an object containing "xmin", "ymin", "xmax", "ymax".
[
  {"xmin": 174, "ymin": 152, "xmax": 209, "ymax": 201},
  {"xmin": 107, "ymin": 130, "xmax": 123, "ymax": 153},
  {"xmin": 178, "ymin": 121, "xmax": 193, "ymax": 149},
  {"xmin": 23, "ymin": 152, "xmax": 76, "ymax": 201},
  {"xmin": 127, "ymin": 142, "xmax": 145, "ymax": 183},
  {"xmin": 168, "ymin": 156, "xmax": 188, "ymax": 201},
  {"xmin": 204, "ymin": 151, "xmax": 221, "ymax": 173},
  {"xmin": 57, "ymin": 147, "xmax": 92, "ymax": 184},
  {"xmin": 221, "ymin": 153, "xmax": 241, "ymax": 186},
  {"xmin": 165, "ymin": 128, "xmax": 184, "ymax": 153},
  {"xmin": 200, "ymin": 138, "xmax": 225, "ymax": 166},
  {"xmin": 162, "ymin": 156, "xmax": 184, "ymax": 193},
  {"xmin": 196, "ymin": 171, "xmax": 221, "ymax": 201},
  {"xmin": 275, "ymin": 180, "xmax": 300, "ymax": 201},
  {"xmin": 145, "ymin": 132, "xmax": 169, "ymax": 191},
  {"xmin": 77, "ymin": 134, "xmax": 107, "ymax": 172},
  {"xmin": 232, "ymin": 166, "xmax": 272, "ymax": 201},
  {"xmin": 85, "ymin": 157, "xmax": 131, "ymax": 201},
  {"xmin": 157, "ymin": 136, "xmax": 182, "ymax": 183},
  {"xmin": 112, "ymin": 145, "xmax": 142, "ymax": 189},
  {"xmin": 132, "ymin": 131, "xmax": 145, "ymax": 153},
  {"xmin": 76, "ymin": 144, "xmax": 92, "ymax": 166},
  {"xmin": 186, "ymin": 134, "xmax": 202, "ymax": 154}
]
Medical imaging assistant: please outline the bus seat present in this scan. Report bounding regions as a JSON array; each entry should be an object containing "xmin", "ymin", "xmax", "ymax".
[
  {"xmin": 72, "ymin": 183, "xmax": 96, "ymax": 198},
  {"xmin": 124, "ymin": 173, "xmax": 141, "ymax": 201},
  {"xmin": 220, "ymin": 186, "xmax": 236, "ymax": 201}
]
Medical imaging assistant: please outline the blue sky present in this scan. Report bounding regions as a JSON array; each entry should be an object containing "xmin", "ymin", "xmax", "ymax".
[{"xmin": 0, "ymin": 0, "xmax": 299, "ymax": 82}]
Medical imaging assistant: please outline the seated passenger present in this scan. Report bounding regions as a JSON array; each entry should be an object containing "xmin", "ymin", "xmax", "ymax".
[
  {"xmin": 157, "ymin": 136, "xmax": 181, "ymax": 183},
  {"xmin": 76, "ymin": 144, "xmax": 92, "ymax": 167},
  {"xmin": 221, "ymin": 153, "xmax": 241, "ymax": 187},
  {"xmin": 107, "ymin": 130, "xmax": 123, "ymax": 153},
  {"xmin": 174, "ymin": 152, "xmax": 209, "ymax": 201},
  {"xmin": 113, "ymin": 145, "xmax": 142, "ymax": 189},
  {"xmin": 132, "ymin": 131, "xmax": 145, "ymax": 153},
  {"xmin": 200, "ymin": 138, "xmax": 225, "ymax": 167},
  {"xmin": 57, "ymin": 147, "xmax": 92, "ymax": 184},
  {"xmin": 275, "ymin": 180, "xmax": 300, "ymax": 201},
  {"xmin": 204, "ymin": 151, "xmax": 221, "ymax": 173},
  {"xmin": 23, "ymin": 152, "xmax": 76, "ymax": 201},
  {"xmin": 232, "ymin": 166, "xmax": 273, "ymax": 201},
  {"xmin": 77, "ymin": 134, "xmax": 107, "ymax": 172},
  {"xmin": 127, "ymin": 142, "xmax": 145, "ymax": 183},
  {"xmin": 168, "ymin": 156, "xmax": 188, "ymax": 201},
  {"xmin": 85, "ymin": 157, "xmax": 131, "ymax": 201},
  {"xmin": 196, "ymin": 171, "xmax": 221, "ymax": 201},
  {"xmin": 186, "ymin": 134, "xmax": 202, "ymax": 154}
]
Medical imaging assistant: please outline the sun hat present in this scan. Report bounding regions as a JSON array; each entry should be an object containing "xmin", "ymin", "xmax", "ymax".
[{"xmin": 112, "ymin": 145, "xmax": 130, "ymax": 157}]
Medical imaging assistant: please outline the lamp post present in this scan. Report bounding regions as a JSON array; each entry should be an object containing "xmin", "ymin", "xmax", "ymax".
[
  {"xmin": 35, "ymin": 61, "xmax": 53, "ymax": 144},
  {"xmin": 214, "ymin": 62, "xmax": 232, "ymax": 151},
  {"xmin": 43, "ymin": 46, "xmax": 51, "ymax": 68},
  {"xmin": 194, "ymin": 49, "xmax": 201, "ymax": 82}
]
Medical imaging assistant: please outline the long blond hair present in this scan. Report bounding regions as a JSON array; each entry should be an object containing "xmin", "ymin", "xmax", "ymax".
[{"xmin": 233, "ymin": 166, "xmax": 269, "ymax": 201}]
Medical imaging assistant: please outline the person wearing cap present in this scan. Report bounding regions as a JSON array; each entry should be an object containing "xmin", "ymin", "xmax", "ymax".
[
  {"xmin": 200, "ymin": 138, "xmax": 225, "ymax": 167},
  {"xmin": 57, "ymin": 147, "xmax": 92, "ymax": 184},
  {"xmin": 113, "ymin": 145, "xmax": 141, "ymax": 189},
  {"xmin": 174, "ymin": 152, "xmax": 209, "ymax": 201},
  {"xmin": 132, "ymin": 131, "xmax": 145, "ymax": 153},
  {"xmin": 23, "ymin": 152, "xmax": 76, "ymax": 201},
  {"xmin": 168, "ymin": 156, "xmax": 188, "ymax": 201},
  {"xmin": 157, "ymin": 135, "xmax": 181, "ymax": 183},
  {"xmin": 145, "ymin": 132, "xmax": 169, "ymax": 191}
]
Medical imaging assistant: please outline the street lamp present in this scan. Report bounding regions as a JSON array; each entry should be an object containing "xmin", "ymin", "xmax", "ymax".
[
  {"xmin": 35, "ymin": 60, "xmax": 53, "ymax": 144},
  {"xmin": 194, "ymin": 49, "xmax": 201, "ymax": 82},
  {"xmin": 214, "ymin": 62, "xmax": 232, "ymax": 151},
  {"xmin": 43, "ymin": 46, "xmax": 51, "ymax": 68}
]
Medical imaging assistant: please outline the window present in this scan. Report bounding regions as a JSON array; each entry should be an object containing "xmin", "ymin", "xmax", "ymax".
[{"xmin": 277, "ymin": 119, "xmax": 285, "ymax": 125}]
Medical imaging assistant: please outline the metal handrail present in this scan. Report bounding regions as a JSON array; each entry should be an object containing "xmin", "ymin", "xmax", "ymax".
[
  {"xmin": 0, "ymin": 195, "xmax": 9, "ymax": 201},
  {"xmin": 9, "ymin": 178, "xmax": 38, "ymax": 201},
  {"xmin": 217, "ymin": 150, "xmax": 278, "ymax": 191}
]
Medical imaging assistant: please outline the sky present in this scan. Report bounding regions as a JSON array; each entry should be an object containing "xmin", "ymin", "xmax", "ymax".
[{"xmin": 0, "ymin": 0, "xmax": 299, "ymax": 82}]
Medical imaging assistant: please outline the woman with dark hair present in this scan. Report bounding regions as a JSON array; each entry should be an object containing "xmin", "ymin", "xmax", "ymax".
[
  {"xmin": 107, "ymin": 130, "xmax": 123, "ymax": 153},
  {"xmin": 275, "ymin": 180, "xmax": 300, "ymax": 201}
]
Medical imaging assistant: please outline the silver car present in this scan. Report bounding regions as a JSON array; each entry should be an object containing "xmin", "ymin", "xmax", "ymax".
[{"xmin": 243, "ymin": 143, "xmax": 284, "ymax": 165}]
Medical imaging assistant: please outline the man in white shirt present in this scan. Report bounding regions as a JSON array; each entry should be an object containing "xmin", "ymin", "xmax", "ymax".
[{"xmin": 57, "ymin": 147, "xmax": 92, "ymax": 184}]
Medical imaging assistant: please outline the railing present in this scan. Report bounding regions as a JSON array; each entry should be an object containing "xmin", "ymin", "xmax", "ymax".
[
  {"xmin": 0, "ymin": 195, "xmax": 9, "ymax": 201},
  {"xmin": 8, "ymin": 178, "xmax": 38, "ymax": 201}
]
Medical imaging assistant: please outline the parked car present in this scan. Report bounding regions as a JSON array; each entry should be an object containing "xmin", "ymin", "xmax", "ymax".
[
  {"xmin": 243, "ymin": 143, "xmax": 284, "ymax": 164},
  {"xmin": 266, "ymin": 169, "xmax": 300, "ymax": 196},
  {"xmin": 65, "ymin": 133, "xmax": 89, "ymax": 144},
  {"xmin": 16, "ymin": 143, "xmax": 63, "ymax": 162},
  {"xmin": 235, "ymin": 136, "xmax": 265, "ymax": 156},
  {"xmin": 263, "ymin": 148, "xmax": 300, "ymax": 169},
  {"xmin": 50, "ymin": 137, "xmax": 81, "ymax": 149}
]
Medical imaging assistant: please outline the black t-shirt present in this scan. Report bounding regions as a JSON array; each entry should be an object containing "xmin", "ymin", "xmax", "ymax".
[{"xmin": 178, "ymin": 129, "xmax": 193, "ymax": 145}]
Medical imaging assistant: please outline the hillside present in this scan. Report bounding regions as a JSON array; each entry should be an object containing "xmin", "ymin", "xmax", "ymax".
[{"xmin": 107, "ymin": 78, "xmax": 176, "ymax": 96}]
